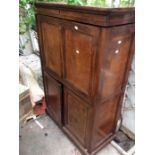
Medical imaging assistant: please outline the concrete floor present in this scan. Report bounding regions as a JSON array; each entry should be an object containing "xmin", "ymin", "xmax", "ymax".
[{"xmin": 19, "ymin": 114, "xmax": 120, "ymax": 155}]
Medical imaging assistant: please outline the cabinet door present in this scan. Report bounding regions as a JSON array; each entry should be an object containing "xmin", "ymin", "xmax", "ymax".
[
  {"xmin": 64, "ymin": 88, "xmax": 90, "ymax": 146},
  {"xmin": 40, "ymin": 16, "xmax": 62, "ymax": 77},
  {"xmin": 44, "ymin": 72, "xmax": 62, "ymax": 126},
  {"xmin": 63, "ymin": 22, "xmax": 99, "ymax": 96}
]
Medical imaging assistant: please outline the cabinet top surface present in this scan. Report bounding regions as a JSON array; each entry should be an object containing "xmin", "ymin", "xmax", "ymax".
[
  {"xmin": 36, "ymin": 2, "xmax": 135, "ymax": 26},
  {"xmin": 35, "ymin": 2, "xmax": 135, "ymax": 15}
]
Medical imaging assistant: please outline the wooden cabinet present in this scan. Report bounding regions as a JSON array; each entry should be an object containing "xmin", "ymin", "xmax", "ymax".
[{"xmin": 36, "ymin": 3, "xmax": 135, "ymax": 155}]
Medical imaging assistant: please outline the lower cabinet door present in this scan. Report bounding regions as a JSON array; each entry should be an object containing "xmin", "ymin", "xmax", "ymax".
[
  {"xmin": 44, "ymin": 72, "xmax": 62, "ymax": 126},
  {"xmin": 64, "ymin": 88, "xmax": 90, "ymax": 146}
]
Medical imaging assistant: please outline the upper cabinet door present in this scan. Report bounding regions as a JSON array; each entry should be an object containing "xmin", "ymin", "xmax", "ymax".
[
  {"xmin": 63, "ymin": 22, "xmax": 100, "ymax": 96},
  {"xmin": 40, "ymin": 16, "xmax": 62, "ymax": 77}
]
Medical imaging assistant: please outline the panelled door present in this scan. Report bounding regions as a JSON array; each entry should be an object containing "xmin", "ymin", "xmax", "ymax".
[
  {"xmin": 63, "ymin": 21, "xmax": 100, "ymax": 97},
  {"xmin": 64, "ymin": 88, "xmax": 90, "ymax": 146},
  {"xmin": 44, "ymin": 72, "xmax": 62, "ymax": 126},
  {"xmin": 39, "ymin": 15, "xmax": 63, "ymax": 77}
]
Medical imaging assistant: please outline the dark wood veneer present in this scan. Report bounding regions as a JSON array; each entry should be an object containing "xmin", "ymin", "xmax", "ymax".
[
  {"xmin": 36, "ymin": 2, "xmax": 135, "ymax": 155},
  {"xmin": 36, "ymin": 2, "xmax": 135, "ymax": 27}
]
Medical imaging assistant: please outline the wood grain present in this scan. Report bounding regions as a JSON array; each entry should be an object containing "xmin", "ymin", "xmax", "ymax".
[{"xmin": 36, "ymin": 3, "xmax": 135, "ymax": 155}]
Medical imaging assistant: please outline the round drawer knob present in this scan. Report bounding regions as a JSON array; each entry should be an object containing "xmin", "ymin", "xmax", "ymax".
[
  {"xmin": 118, "ymin": 40, "xmax": 122, "ymax": 44},
  {"xmin": 115, "ymin": 50, "xmax": 119, "ymax": 54},
  {"xmin": 76, "ymin": 50, "xmax": 80, "ymax": 54},
  {"xmin": 74, "ymin": 26, "xmax": 78, "ymax": 30}
]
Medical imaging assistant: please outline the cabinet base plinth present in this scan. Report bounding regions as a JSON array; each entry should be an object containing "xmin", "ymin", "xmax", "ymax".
[{"xmin": 46, "ymin": 110, "xmax": 116, "ymax": 155}]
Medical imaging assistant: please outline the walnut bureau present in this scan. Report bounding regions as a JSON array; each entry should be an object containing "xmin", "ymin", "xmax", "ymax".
[{"xmin": 35, "ymin": 2, "xmax": 135, "ymax": 155}]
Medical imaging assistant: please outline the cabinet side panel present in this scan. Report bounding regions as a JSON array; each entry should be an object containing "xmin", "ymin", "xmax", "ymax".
[
  {"xmin": 97, "ymin": 24, "xmax": 135, "ymax": 99},
  {"xmin": 89, "ymin": 24, "xmax": 135, "ymax": 151},
  {"xmin": 90, "ymin": 97, "xmax": 120, "ymax": 150}
]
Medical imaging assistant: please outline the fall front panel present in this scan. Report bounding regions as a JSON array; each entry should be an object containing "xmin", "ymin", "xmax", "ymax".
[
  {"xmin": 41, "ymin": 18, "xmax": 62, "ymax": 77},
  {"xmin": 63, "ymin": 22, "xmax": 99, "ymax": 96}
]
